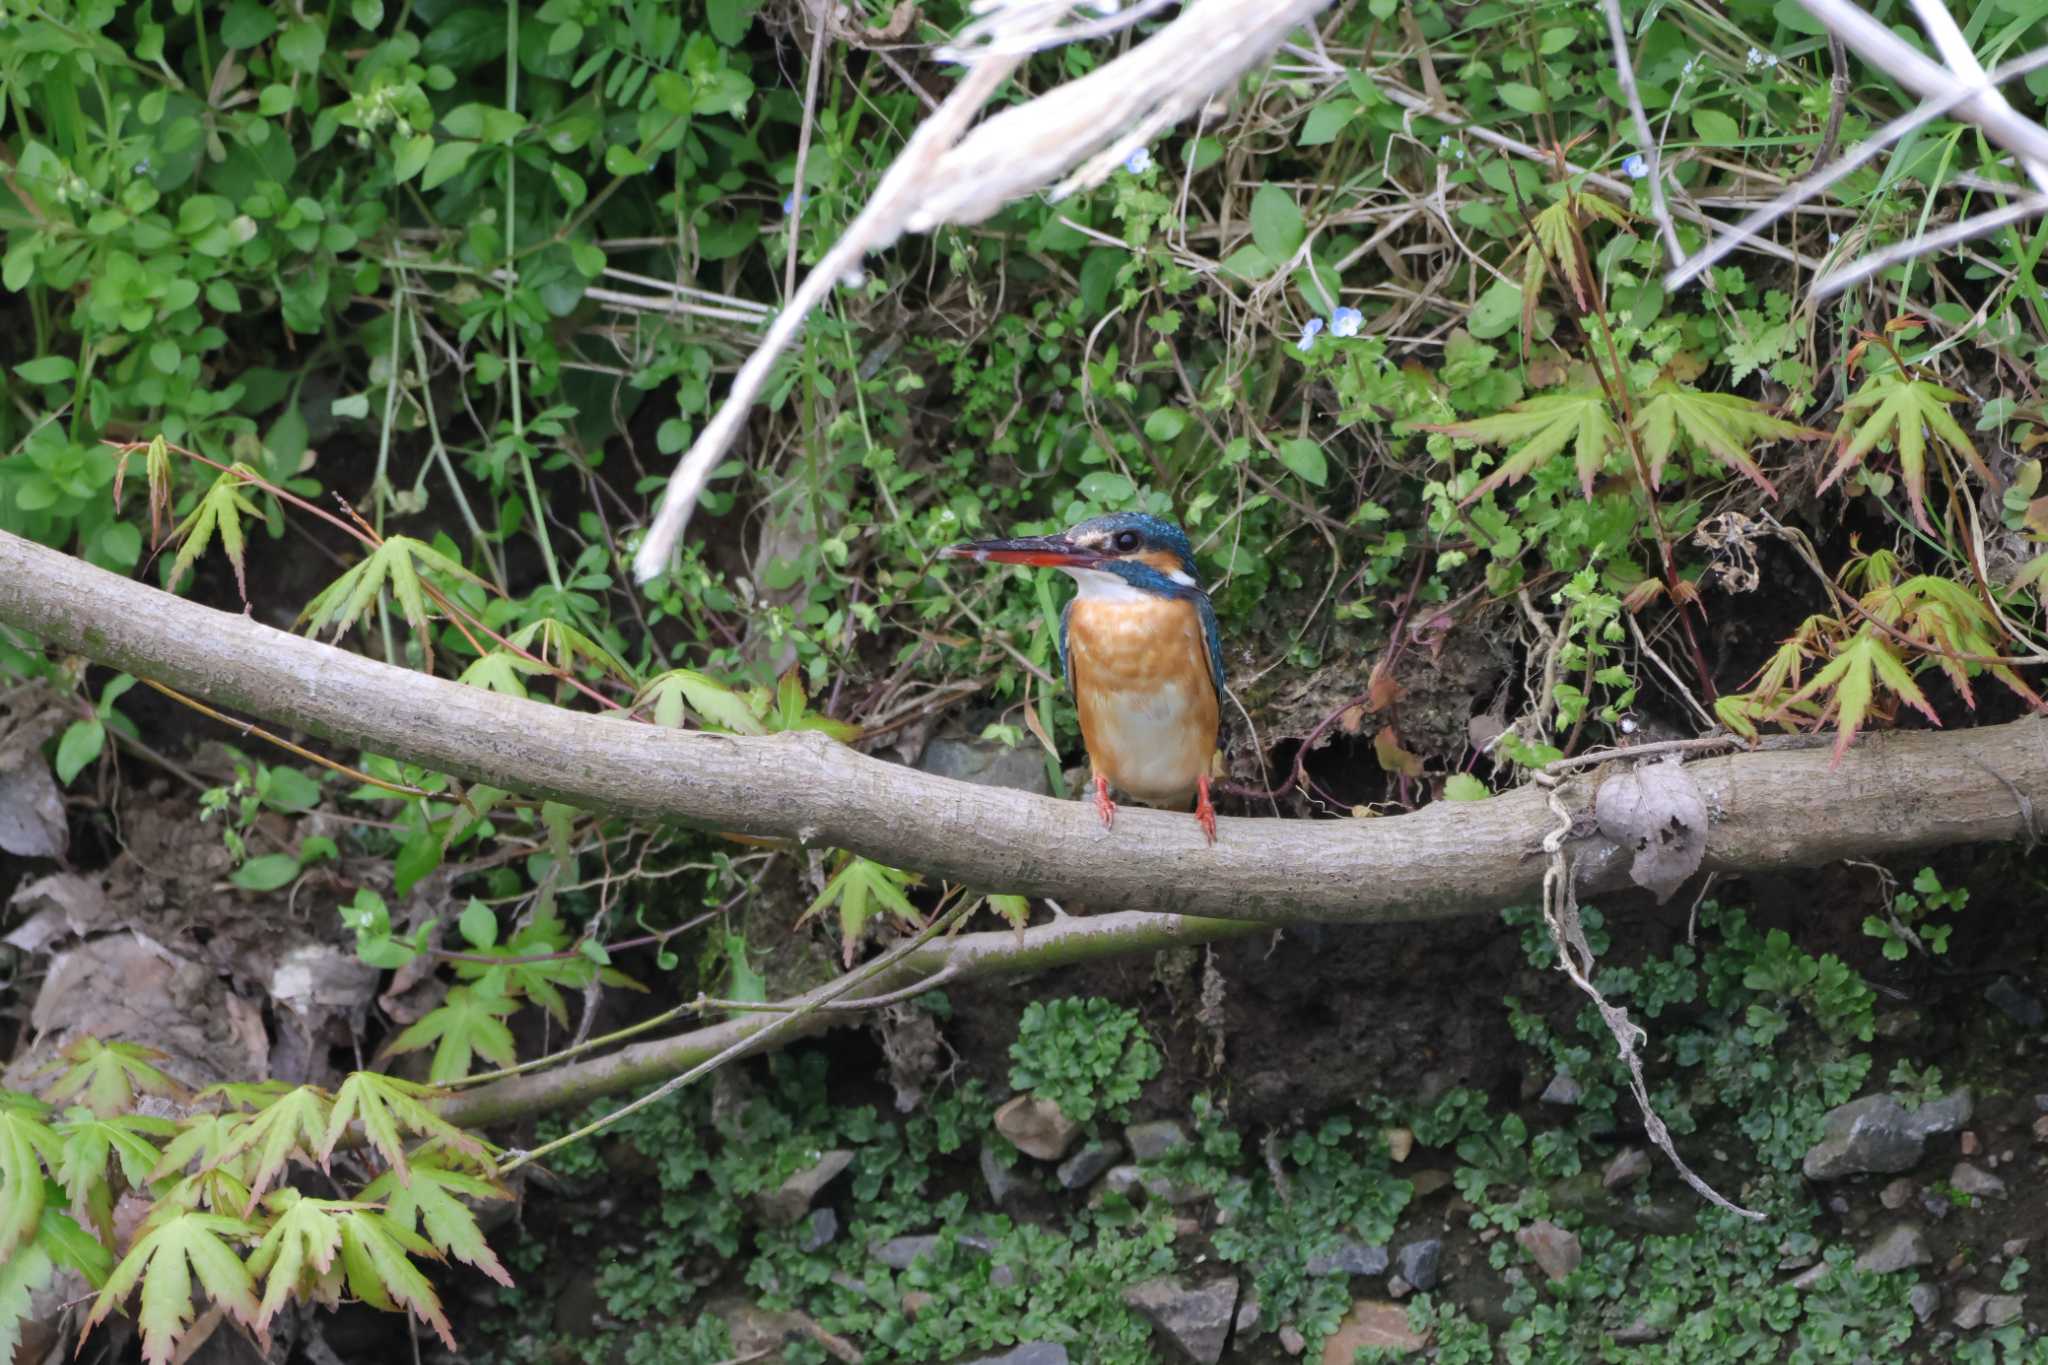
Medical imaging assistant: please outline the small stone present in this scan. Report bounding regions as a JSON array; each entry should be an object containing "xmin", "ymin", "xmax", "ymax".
[
  {"xmin": 1126, "ymin": 1119, "xmax": 1192, "ymax": 1162},
  {"xmin": 1235, "ymin": 1293, "xmax": 1260, "ymax": 1335},
  {"xmin": 1909, "ymin": 1283, "xmax": 1941, "ymax": 1324},
  {"xmin": 1803, "ymin": 1095, "xmax": 1924, "ymax": 1180},
  {"xmin": 1602, "ymin": 1148, "xmax": 1651, "ymax": 1190},
  {"xmin": 1387, "ymin": 1275, "xmax": 1414, "ymax": 1298},
  {"xmin": 1279, "ymin": 1325, "xmax": 1308, "ymax": 1356},
  {"xmin": 1395, "ymin": 1239, "xmax": 1443, "ymax": 1292},
  {"xmin": 1123, "ymin": 1275, "xmax": 1239, "ymax": 1365},
  {"xmin": 1057, "ymin": 1140, "xmax": 1124, "ymax": 1191},
  {"xmin": 902, "ymin": 1290, "xmax": 935, "ymax": 1317},
  {"xmin": 1091, "ymin": 1165, "xmax": 1144, "ymax": 1206},
  {"xmin": 918, "ymin": 736, "xmax": 1053, "ymax": 796},
  {"xmin": 1960, "ymin": 1130, "xmax": 1981, "ymax": 1156},
  {"xmin": 1319, "ymin": 1300, "xmax": 1428, "ymax": 1361},
  {"xmin": 1516, "ymin": 1221, "xmax": 1582, "ymax": 1281},
  {"xmin": 1306, "ymin": 1243, "xmax": 1389, "ymax": 1277},
  {"xmin": 1788, "ymin": 1263, "xmax": 1831, "ymax": 1291},
  {"xmin": 1855, "ymin": 1224, "xmax": 1932, "ymax": 1274},
  {"xmin": 869, "ymin": 1235, "xmax": 942, "ymax": 1269},
  {"xmin": 990, "ymin": 1264, "xmax": 1020, "ymax": 1290},
  {"xmin": 751, "ymin": 1149, "xmax": 854, "ymax": 1226},
  {"xmin": 2004, "ymin": 1238, "xmax": 2032, "ymax": 1259},
  {"xmin": 800, "ymin": 1207, "xmax": 838, "ymax": 1253},
  {"xmin": 996, "ymin": 1096, "xmax": 1082, "ymax": 1161},
  {"xmin": 1173, "ymin": 1217, "xmax": 1205, "ymax": 1241},
  {"xmin": 1611, "ymin": 1315, "xmax": 1670, "ymax": 1345},
  {"xmin": 1951, "ymin": 1288, "xmax": 2021, "ymax": 1330},
  {"xmin": 1987, "ymin": 976, "xmax": 2046, "ymax": 1029},
  {"xmin": 1408, "ymin": 1169, "xmax": 1452, "ymax": 1199},
  {"xmin": 2033, "ymin": 1114, "xmax": 2048, "ymax": 1144},
  {"xmin": 1920, "ymin": 1191, "xmax": 1952, "ymax": 1220},
  {"xmin": 1879, "ymin": 1178, "xmax": 1915, "ymax": 1210},
  {"xmin": 982, "ymin": 1143, "xmax": 1031, "ymax": 1204},
  {"xmin": 1140, "ymin": 1171, "xmax": 1210, "ymax": 1206},
  {"xmin": 1384, "ymin": 1127, "xmax": 1414, "ymax": 1163},
  {"xmin": 1539, "ymin": 1071, "xmax": 1583, "ymax": 1106},
  {"xmin": 1951, "ymin": 1161, "xmax": 2006, "ymax": 1197},
  {"xmin": 1905, "ymin": 1090, "xmax": 1973, "ymax": 1139}
]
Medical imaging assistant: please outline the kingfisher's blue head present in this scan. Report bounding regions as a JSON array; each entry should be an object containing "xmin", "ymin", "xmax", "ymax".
[{"xmin": 940, "ymin": 511, "xmax": 1202, "ymax": 599}]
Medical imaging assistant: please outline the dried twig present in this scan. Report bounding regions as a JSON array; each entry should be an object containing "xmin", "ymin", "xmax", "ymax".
[
  {"xmin": 631, "ymin": 0, "xmax": 1334, "ymax": 583},
  {"xmin": 1602, "ymin": 0, "xmax": 1681, "ymax": 265}
]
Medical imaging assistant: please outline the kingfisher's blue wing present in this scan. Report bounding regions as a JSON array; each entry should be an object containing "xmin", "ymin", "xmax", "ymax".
[{"xmin": 1195, "ymin": 592, "xmax": 1228, "ymax": 747}]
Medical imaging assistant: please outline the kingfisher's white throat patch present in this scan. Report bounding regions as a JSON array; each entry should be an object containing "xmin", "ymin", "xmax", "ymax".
[{"xmin": 1063, "ymin": 565, "xmax": 1197, "ymax": 599}]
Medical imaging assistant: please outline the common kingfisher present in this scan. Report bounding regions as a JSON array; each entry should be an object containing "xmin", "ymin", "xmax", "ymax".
[{"xmin": 940, "ymin": 512, "xmax": 1224, "ymax": 844}]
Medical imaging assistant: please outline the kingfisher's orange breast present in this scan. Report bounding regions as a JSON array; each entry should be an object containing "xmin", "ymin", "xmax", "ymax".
[{"xmin": 1065, "ymin": 596, "xmax": 1220, "ymax": 809}]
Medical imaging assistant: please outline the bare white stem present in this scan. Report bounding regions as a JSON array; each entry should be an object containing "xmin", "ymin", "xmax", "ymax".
[{"xmin": 1602, "ymin": 0, "xmax": 1683, "ymax": 265}]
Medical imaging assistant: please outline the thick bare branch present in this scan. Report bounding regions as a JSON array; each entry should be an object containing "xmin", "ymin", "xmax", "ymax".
[{"xmin": 4, "ymin": 530, "xmax": 2047, "ymax": 928}]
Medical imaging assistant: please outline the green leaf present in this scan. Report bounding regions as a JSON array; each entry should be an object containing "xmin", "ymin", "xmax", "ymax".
[
  {"xmin": 229, "ymin": 854, "xmax": 301, "ymax": 892},
  {"xmin": 1691, "ymin": 109, "xmax": 1742, "ymax": 146},
  {"xmin": 276, "ymin": 20, "xmax": 326, "ymax": 71},
  {"xmin": 244, "ymin": 1191, "xmax": 348, "ymax": 1335},
  {"xmin": 14, "ymin": 356, "xmax": 75, "ymax": 384},
  {"xmin": 1299, "ymin": 98, "xmax": 1360, "ymax": 146},
  {"xmin": 36, "ymin": 1040, "xmax": 186, "ymax": 1118},
  {"xmin": 1443, "ymin": 774, "xmax": 1491, "ymax": 801},
  {"xmin": 800, "ymin": 857, "xmax": 924, "ymax": 968},
  {"xmin": 392, "ymin": 828, "xmax": 442, "ymax": 899},
  {"xmin": 458, "ymin": 899, "xmax": 497, "ymax": 950},
  {"xmin": 335, "ymin": 1206, "xmax": 456, "ymax": 1350},
  {"xmin": 1249, "ymin": 185, "xmax": 1305, "ymax": 264},
  {"xmin": 1275, "ymin": 438, "xmax": 1329, "ymax": 487},
  {"xmin": 419, "ymin": 140, "xmax": 478, "ymax": 191},
  {"xmin": 1144, "ymin": 408, "xmax": 1189, "ymax": 442},
  {"xmin": 219, "ymin": 0, "xmax": 278, "ymax": 49},
  {"xmin": 392, "ymin": 134, "xmax": 434, "ymax": 183},
  {"xmin": 1467, "ymin": 279, "xmax": 1525, "ymax": 340},
  {"xmin": 1498, "ymin": 82, "xmax": 1546, "ymax": 113},
  {"xmin": 54, "ymin": 719, "xmax": 105, "ymax": 785}
]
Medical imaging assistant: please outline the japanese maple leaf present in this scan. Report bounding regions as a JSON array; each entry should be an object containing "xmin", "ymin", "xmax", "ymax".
[
  {"xmin": 1415, "ymin": 390, "xmax": 1621, "ymax": 502},
  {"xmin": 1821, "ymin": 371, "xmax": 1998, "ymax": 533},
  {"xmin": 1775, "ymin": 626, "xmax": 1939, "ymax": 765}
]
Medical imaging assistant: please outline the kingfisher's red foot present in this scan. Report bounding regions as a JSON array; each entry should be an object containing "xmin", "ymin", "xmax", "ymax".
[
  {"xmin": 1092, "ymin": 773, "xmax": 1117, "ymax": 831},
  {"xmin": 1194, "ymin": 773, "xmax": 1218, "ymax": 845}
]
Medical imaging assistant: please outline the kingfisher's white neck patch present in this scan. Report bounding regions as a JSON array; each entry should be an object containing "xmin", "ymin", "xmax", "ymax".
[{"xmin": 1063, "ymin": 567, "xmax": 1154, "ymax": 602}]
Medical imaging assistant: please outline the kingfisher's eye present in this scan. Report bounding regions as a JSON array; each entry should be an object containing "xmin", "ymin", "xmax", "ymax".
[{"xmin": 1113, "ymin": 530, "xmax": 1141, "ymax": 552}]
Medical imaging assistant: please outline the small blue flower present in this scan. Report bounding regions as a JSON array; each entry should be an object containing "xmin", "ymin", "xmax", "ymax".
[
  {"xmin": 783, "ymin": 190, "xmax": 803, "ymax": 214},
  {"xmin": 1623, "ymin": 153, "xmax": 1648, "ymax": 180},
  {"xmin": 1124, "ymin": 147, "xmax": 1153, "ymax": 174},
  {"xmin": 1296, "ymin": 317, "xmax": 1324, "ymax": 352},
  {"xmin": 1330, "ymin": 306, "xmax": 1363, "ymax": 339}
]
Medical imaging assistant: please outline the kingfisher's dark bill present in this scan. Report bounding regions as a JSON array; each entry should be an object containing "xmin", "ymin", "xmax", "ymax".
[{"xmin": 938, "ymin": 535, "xmax": 1106, "ymax": 569}]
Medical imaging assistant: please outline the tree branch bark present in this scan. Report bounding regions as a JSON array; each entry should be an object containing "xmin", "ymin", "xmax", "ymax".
[{"xmin": 2, "ymin": 528, "xmax": 2045, "ymax": 926}]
